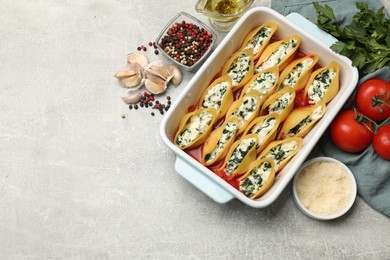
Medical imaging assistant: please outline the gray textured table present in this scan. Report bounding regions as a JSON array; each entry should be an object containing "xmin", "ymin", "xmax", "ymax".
[{"xmin": 1, "ymin": 1, "xmax": 389, "ymax": 259}]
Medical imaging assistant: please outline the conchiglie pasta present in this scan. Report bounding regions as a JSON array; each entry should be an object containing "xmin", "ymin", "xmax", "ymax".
[
  {"xmin": 276, "ymin": 54, "xmax": 319, "ymax": 92},
  {"xmin": 198, "ymin": 75, "xmax": 234, "ymax": 120},
  {"xmin": 239, "ymin": 66, "xmax": 279, "ymax": 101},
  {"xmin": 174, "ymin": 108, "xmax": 217, "ymax": 150},
  {"xmin": 304, "ymin": 61, "xmax": 341, "ymax": 105},
  {"xmin": 221, "ymin": 49, "xmax": 255, "ymax": 90},
  {"xmin": 260, "ymin": 87, "xmax": 296, "ymax": 121},
  {"xmin": 255, "ymin": 35, "xmax": 301, "ymax": 73},
  {"xmin": 218, "ymin": 134, "xmax": 258, "ymax": 177},
  {"xmin": 239, "ymin": 158, "xmax": 276, "ymax": 199},
  {"xmin": 278, "ymin": 101, "xmax": 326, "ymax": 139},
  {"xmin": 201, "ymin": 117, "xmax": 240, "ymax": 166},
  {"xmin": 242, "ymin": 113, "xmax": 282, "ymax": 154},
  {"xmin": 239, "ymin": 22, "xmax": 278, "ymax": 60},
  {"xmin": 225, "ymin": 91, "xmax": 262, "ymax": 135},
  {"xmin": 258, "ymin": 137, "xmax": 303, "ymax": 172}
]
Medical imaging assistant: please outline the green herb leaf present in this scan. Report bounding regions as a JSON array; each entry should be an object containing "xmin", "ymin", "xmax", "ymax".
[{"xmin": 313, "ymin": 2, "xmax": 390, "ymax": 73}]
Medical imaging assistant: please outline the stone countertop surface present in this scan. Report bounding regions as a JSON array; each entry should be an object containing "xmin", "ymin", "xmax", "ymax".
[{"xmin": 1, "ymin": 0, "xmax": 389, "ymax": 259}]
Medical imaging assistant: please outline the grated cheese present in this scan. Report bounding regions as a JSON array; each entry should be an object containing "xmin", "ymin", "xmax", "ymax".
[{"xmin": 296, "ymin": 161, "xmax": 352, "ymax": 216}]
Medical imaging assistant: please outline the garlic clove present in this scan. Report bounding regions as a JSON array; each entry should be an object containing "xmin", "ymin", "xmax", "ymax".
[
  {"xmin": 144, "ymin": 77, "xmax": 167, "ymax": 95},
  {"xmin": 127, "ymin": 53, "xmax": 149, "ymax": 68},
  {"xmin": 121, "ymin": 73, "xmax": 143, "ymax": 89},
  {"xmin": 150, "ymin": 65, "xmax": 172, "ymax": 80},
  {"xmin": 114, "ymin": 70, "xmax": 137, "ymax": 79},
  {"xmin": 121, "ymin": 92, "xmax": 142, "ymax": 104},
  {"xmin": 168, "ymin": 65, "xmax": 182, "ymax": 86},
  {"xmin": 145, "ymin": 67, "xmax": 165, "ymax": 81}
]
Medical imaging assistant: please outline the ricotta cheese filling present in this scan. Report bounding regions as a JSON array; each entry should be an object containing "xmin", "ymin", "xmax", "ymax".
[
  {"xmin": 281, "ymin": 57, "xmax": 314, "ymax": 89},
  {"xmin": 250, "ymin": 117, "xmax": 277, "ymax": 148},
  {"xmin": 285, "ymin": 106, "xmax": 323, "ymax": 137},
  {"xmin": 202, "ymin": 81, "xmax": 229, "ymax": 109},
  {"xmin": 205, "ymin": 122, "xmax": 238, "ymax": 163},
  {"xmin": 263, "ymin": 141, "xmax": 298, "ymax": 171},
  {"xmin": 243, "ymin": 27, "xmax": 272, "ymax": 55},
  {"xmin": 268, "ymin": 92, "xmax": 293, "ymax": 114},
  {"xmin": 226, "ymin": 137, "xmax": 256, "ymax": 175},
  {"xmin": 228, "ymin": 53, "xmax": 251, "ymax": 87},
  {"xmin": 259, "ymin": 39, "xmax": 298, "ymax": 70},
  {"xmin": 176, "ymin": 111, "xmax": 213, "ymax": 148},
  {"xmin": 244, "ymin": 72, "xmax": 277, "ymax": 96},
  {"xmin": 232, "ymin": 96, "xmax": 258, "ymax": 128},
  {"xmin": 308, "ymin": 68, "xmax": 336, "ymax": 104},
  {"xmin": 240, "ymin": 161, "xmax": 272, "ymax": 197}
]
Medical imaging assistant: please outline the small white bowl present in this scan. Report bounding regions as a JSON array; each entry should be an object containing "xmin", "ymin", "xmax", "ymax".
[{"xmin": 292, "ymin": 157, "xmax": 357, "ymax": 220}]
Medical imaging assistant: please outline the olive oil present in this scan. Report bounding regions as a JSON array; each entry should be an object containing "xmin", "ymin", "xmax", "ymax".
[{"xmin": 205, "ymin": 0, "xmax": 247, "ymax": 15}]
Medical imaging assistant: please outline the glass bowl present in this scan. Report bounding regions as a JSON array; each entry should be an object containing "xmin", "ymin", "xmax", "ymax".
[
  {"xmin": 292, "ymin": 157, "xmax": 357, "ymax": 221},
  {"xmin": 195, "ymin": 0, "xmax": 254, "ymax": 32},
  {"xmin": 155, "ymin": 12, "xmax": 217, "ymax": 72}
]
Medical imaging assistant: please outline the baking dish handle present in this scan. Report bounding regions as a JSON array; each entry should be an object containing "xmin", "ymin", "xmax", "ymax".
[
  {"xmin": 285, "ymin": 13, "xmax": 337, "ymax": 46},
  {"xmin": 175, "ymin": 156, "xmax": 234, "ymax": 203}
]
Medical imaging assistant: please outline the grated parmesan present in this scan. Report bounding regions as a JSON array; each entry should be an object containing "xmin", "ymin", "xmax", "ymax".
[{"xmin": 296, "ymin": 161, "xmax": 352, "ymax": 216}]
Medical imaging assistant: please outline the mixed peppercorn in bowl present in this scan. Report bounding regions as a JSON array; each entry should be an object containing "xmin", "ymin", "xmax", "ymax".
[{"xmin": 155, "ymin": 12, "xmax": 216, "ymax": 71}]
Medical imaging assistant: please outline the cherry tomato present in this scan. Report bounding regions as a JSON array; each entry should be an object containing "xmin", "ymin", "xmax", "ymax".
[
  {"xmin": 330, "ymin": 110, "xmax": 374, "ymax": 153},
  {"xmin": 373, "ymin": 125, "xmax": 390, "ymax": 160},
  {"xmin": 356, "ymin": 79, "xmax": 390, "ymax": 121}
]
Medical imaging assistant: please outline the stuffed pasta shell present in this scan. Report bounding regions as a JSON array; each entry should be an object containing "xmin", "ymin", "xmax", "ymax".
[
  {"xmin": 258, "ymin": 137, "xmax": 303, "ymax": 172},
  {"xmin": 277, "ymin": 54, "xmax": 319, "ymax": 92},
  {"xmin": 239, "ymin": 66, "xmax": 279, "ymax": 101},
  {"xmin": 242, "ymin": 113, "xmax": 281, "ymax": 154},
  {"xmin": 225, "ymin": 91, "xmax": 262, "ymax": 135},
  {"xmin": 304, "ymin": 61, "xmax": 341, "ymax": 105},
  {"xmin": 201, "ymin": 117, "xmax": 240, "ymax": 166},
  {"xmin": 174, "ymin": 108, "xmax": 217, "ymax": 150},
  {"xmin": 221, "ymin": 49, "xmax": 255, "ymax": 90},
  {"xmin": 239, "ymin": 22, "xmax": 278, "ymax": 60},
  {"xmin": 260, "ymin": 87, "xmax": 295, "ymax": 121},
  {"xmin": 199, "ymin": 75, "xmax": 234, "ymax": 120},
  {"xmin": 277, "ymin": 101, "xmax": 326, "ymax": 139},
  {"xmin": 218, "ymin": 134, "xmax": 258, "ymax": 177},
  {"xmin": 255, "ymin": 35, "xmax": 301, "ymax": 73},
  {"xmin": 239, "ymin": 158, "xmax": 276, "ymax": 199}
]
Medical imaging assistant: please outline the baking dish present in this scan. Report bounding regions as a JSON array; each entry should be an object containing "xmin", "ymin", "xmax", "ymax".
[{"xmin": 160, "ymin": 7, "xmax": 359, "ymax": 208}]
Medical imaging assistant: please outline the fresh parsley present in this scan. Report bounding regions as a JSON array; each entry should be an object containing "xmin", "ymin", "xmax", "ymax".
[{"xmin": 313, "ymin": 2, "xmax": 390, "ymax": 73}]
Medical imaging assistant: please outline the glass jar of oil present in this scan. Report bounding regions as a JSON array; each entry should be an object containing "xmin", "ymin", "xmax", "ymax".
[{"xmin": 195, "ymin": 0, "xmax": 254, "ymax": 32}]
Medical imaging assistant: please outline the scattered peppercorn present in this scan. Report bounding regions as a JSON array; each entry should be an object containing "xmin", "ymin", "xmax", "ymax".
[
  {"xmin": 137, "ymin": 47, "xmax": 141, "ymax": 51},
  {"xmin": 154, "ymin": 50, "xmax": 159, "ymax": 55},
  {"xmin": 125, "ymin": 91, "xmax": 172, "ymax": 116},
  {"xmin": 121, "ymin": 114, "xmax": 126, "ymax": 119}
]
